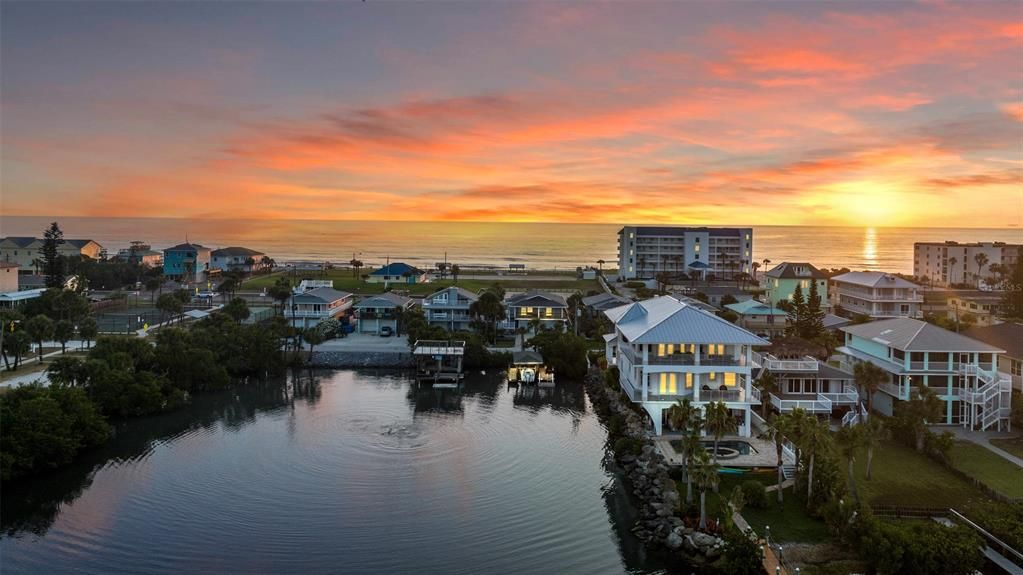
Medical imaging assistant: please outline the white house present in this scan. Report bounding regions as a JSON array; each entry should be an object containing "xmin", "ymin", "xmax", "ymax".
[
  {"xmin": 211, "ymin": 247, "xmax": 266, "ymax": 273},
  {"xmin": 603, "ymin": 295, "xmax": 769, "ymax": 436},
  {"xmin": 287, "ymin": 286, "xmax": 354, "ymax": 329},
  {"xmin": 838, "ymin": 318, "xmax": 1012, "ymax": 431},
  {"xmin": 830, "ymin": 272, "xmax": 921, "ymax": 319},
  {"xmin": 422, "ymin": 286, "xmax": 478, "ymax": 332}
]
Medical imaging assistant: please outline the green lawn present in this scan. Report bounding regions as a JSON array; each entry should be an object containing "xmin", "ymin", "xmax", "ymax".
[
  {"xmin": 241, "ymin": 270, "xmax": 599, "ymax": 296},
  {"xmin": 990, "ymin": 437, "xmax": 1023, "ymax": 460},
  {"xmin": 949, "ymin": 441, "xmax": 1023, "ymax": 499},
  {"xmin": 855, "ymin": 440, "xmax": 993, "ymax": 511}
]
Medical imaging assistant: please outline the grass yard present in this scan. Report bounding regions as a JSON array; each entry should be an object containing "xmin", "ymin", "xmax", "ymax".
[
  {"xmin": 948, "ymin": 441, "xmax": 1023, "ymax": 499},
  {"xmin": 241, "ymin": 270, "xmax": 599, "ymax": 296},
  {"xmin": 990, "ymin": 437, "xmax": 1023, "ymax": 460}
]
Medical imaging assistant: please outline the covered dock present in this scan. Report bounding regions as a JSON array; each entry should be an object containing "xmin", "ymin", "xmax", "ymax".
[
  {"xmin": 413, "ymin": 340, "xmax": 466, "ymax": 385},
  {"xmin": 507, "ymin": 350, "xmax": 555, "ymax": 386}
]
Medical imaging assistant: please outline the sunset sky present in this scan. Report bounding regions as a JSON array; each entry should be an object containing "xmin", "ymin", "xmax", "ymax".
[{"xmin": 2, "ymin": 1, "xmax": 1021, "ymax": 227}]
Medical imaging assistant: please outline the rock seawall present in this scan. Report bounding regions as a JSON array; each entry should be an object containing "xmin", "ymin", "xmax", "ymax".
[
  {"xmin": 309, "ymin": 351, "xmax": 413, "ymax": 368},
  {"xmin": 584, "ymin": 368, "xmax": 726, "ymax": 565}
]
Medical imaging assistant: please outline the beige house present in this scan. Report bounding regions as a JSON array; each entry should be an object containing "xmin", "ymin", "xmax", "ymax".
[
  {"xmin": 0, "ymin": 262, "xmax": 19, "ymax": 292},
  {"xmin": 0, "ymin": 237, "xmax": 104, "ymax": 268}
]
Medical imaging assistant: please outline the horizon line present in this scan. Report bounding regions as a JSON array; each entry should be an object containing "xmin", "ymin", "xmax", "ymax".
[{"xmin": 1, "ymin": 214, "xmax": 1020, "ymax": 231}]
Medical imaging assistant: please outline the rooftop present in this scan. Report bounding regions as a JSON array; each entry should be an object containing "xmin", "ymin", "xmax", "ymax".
[
  {"xmin": 211, "ymin": 246, "xmax": 265, "ymax": 257},
  {"xmin": 354, "ymin": 292, "xmax": 413, "ymax": 308},
  {"xmin": 841, "ymin": 317, "xmax": 1004, "ymax": 353},
  {"xmin": 507, "ymin": 291, "xmax": 568, "ymax": 307},
  {"xmin": 964, "ymin": 323, "xmax": 1023, "ymax": 359},
  {"xmin": 426, "ymin": 286, "xmax": 479, "ymax": 302},
  {"xmin": 831, "ymin": 271, "xmax": 918, "ymax": 289},
  {"xmin": 165, "ymin": 242, "xmax": 210, "ymax": 252},
  {"xmin": 765, "ymin": 262, "xmax": 828, "ymax": 280},
  {"xmin": 371, "ymin": 262, "xmax": 426, "ymax": 276},
  {"xmin": 726, "ymin": 299, "xmax": 788, "ymax": 316},
  {"xmin": 292, "ymin": 287, "xmax": 352, "ymax": 303},
  {"xmin": 605, "ymin": 295, "xmax": 769, "ymax": 345}
]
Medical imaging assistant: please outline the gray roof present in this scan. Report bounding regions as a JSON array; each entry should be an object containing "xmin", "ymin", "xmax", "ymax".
[
  {"xmin": 165, "ymin": 242, "xmax": 210, "ymax": 253},
  {"xmin": 507, "ymin": 292, "xmax": 568, "ymax": 308},
  {"xmin": 292, "ymin": 287, "xmax": 352, "ymax": 303},
  {"xmin": 964, "ymin": 323, "xmax": 1023, "ymax": 359},
  {"xmin": 823, "ymin": 313, "xmax": 851, "ymax": 329},
  {"xmin": 355, "ymin": 292, "xmax": 413, "ymax": 309},
  {"xmin": 831, "ymin": 271, "xmax": 918, "ymax": 289},
  {"xmin": 765, "ymin": 262, "xmax": 827, "ymax": 280},
  {"xmin": 604, "ymin": 295, "xmax": 769, "ymax": 345},
  {"xmin": 841, "ymin": 318, "xmax": 1004, "ymax": 353},
  {"xmin": 818, "ymin": 363, "xmax": 854, "ymax": 380},
  {"xmin": 212, "ymin": 246, "xmax": 265, "ymax": 257},
  {"xmin": 582, "ymin": 292, "xmax": 630, "ymax": 310},
  {"xmin": 512, "ymin": 350, "xmax": 545, "ymax": 365},
  {"xmin": 1, "ymin": 237, "xmax": 37, "ymax": 247},
  {"xmin": 426, "ymin": 286, "xmax": 479, "ymax": 302}
]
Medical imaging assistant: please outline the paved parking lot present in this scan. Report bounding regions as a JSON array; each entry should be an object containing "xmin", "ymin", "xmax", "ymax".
[{"xmin": 317, "ymin": 332, "xmax": 411, "ymax": 353}]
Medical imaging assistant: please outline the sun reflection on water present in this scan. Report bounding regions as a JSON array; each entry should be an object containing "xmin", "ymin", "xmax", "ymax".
[{"xmin": 863, "ymin": 227, "xmax": 878, "ymax": 269}]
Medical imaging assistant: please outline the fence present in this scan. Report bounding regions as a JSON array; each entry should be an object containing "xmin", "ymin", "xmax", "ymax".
[{"xmin": 95, "ymin": 309, "xmax": 164, "ymax": 333}]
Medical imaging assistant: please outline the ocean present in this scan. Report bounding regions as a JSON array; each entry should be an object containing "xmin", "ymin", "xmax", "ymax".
[{"xmin": 1, "ymin": 216, "xmax": 1020, "ymax": 274}]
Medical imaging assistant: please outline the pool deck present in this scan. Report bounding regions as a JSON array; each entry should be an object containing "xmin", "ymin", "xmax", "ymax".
[{"xmin": 654, "ymin": 435, "xmax": 794, "ymax": 468}]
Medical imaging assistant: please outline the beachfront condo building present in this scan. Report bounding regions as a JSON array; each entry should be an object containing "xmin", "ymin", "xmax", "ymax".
[
  {"xmin": 616, "ymin": 226, "xmax": 753, "ymax": 280},
  {"xmin": 913, "ymin": 241, "xmax": 1022, "ymax": 287},
  {"xmin": 603, "ymin": 295, "xmax": 768, "ymax": 436},
  {"xmin": 422, "ymin": 286, "xmax": 478, "ymax": 332},
  {"xmin": 830, "ymin": 271, "xmax": 922, "ymax": 319},
  {"xmin": 762, "ymin": 262, "xmax": 829, "ymax": 307},
  {"xmin": 838, "ymin": 318, "xmax": 1012, "ymax": 431},
  {"xmin": 0, "ymin": 236, "xmax": 104, "ymax": 268}
]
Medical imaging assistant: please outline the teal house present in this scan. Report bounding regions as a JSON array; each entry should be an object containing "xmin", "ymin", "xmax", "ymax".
[
  {"xmin": 838, "ymin": 318, "xmax": 1011, "ymax": 431},
  {"xmin": 762, "ymin": 262, "xmax": 828, "ymax": 307},
  {"xmin": 163, "ymin": 242, "xmax": 211, "ymax": 282}
]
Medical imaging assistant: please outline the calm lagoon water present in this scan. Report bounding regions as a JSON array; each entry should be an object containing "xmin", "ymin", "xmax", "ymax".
[
  {"xmin": 0, "ymin": 370, "xmax": 674, "ymax": 575},
  {"xmin": 2, "ymin": 216, "xmax": 1020, "ymax": 273}
]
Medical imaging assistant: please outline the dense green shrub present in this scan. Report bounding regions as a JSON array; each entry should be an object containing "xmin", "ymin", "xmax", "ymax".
[
  {"xmin": 613, "ymin": 437, "xmax": 645, "ymax": 457},
  {"xmin": 0, "ymin": 385, "xmax": 110, "ymax": 480},
  {"xmin": 739, "ymin": 480, "xmax": 768, "ymax": 509}
]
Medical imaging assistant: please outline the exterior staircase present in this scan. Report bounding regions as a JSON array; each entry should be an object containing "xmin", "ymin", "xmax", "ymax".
[{"xmin": 781, "ymin": 465, "xmax": 797, "ymax": 481}]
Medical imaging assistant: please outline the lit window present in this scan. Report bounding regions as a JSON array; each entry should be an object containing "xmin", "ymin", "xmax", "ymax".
[
  {"xmin": 545, "ymin": 307, "xmax": 553, "ymax": 317},
  {"xmin": 695, "ymin": 244, "xmax": 701, "ymax": 253},
  {"xmin": 709, "ymin": 372, "xmax": 717, "ymax": 381},
  {"xmin": 685, "ymin": 373, "xmax": 693, "ymax": 389},
  {"xmin": 659, "ymin": 373, "xmax": 677, "ymax": 394},
  {"xmin": 724, "ymin": 373, "xmax": 737, "ymax": 386}
]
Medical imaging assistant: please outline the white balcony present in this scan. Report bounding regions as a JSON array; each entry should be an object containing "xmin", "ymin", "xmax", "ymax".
[
  {"xmin": 770, "ymin": 393, "xmax": 833, "ymax": 414},
  {"xmin": 753, "ymin": 351, "xmax": 818, "ymax": 371}
]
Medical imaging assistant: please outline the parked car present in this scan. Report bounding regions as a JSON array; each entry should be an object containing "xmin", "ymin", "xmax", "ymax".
[{"xmin": 379, "ymin": 326, "xmax": 394, "ymax": 337}]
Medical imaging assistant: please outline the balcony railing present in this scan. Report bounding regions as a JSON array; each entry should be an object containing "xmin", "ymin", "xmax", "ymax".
[
  {"xmin": 770, "ymin": 393, "xmax": 833, "ymax": 414},
  {"xmin": 821, "ymin": 390, "xmax": 859, "ymax": 404},
  {"xmin": 878, "ymin": 381, "xmax": 906, "ymax": 399},
  {"xmin": 754, "ymin": 351, "xmax": 818, "ymax": 371},
  {"xmin": 699, "ymin": 388, "xmax": 745, "ymax": 403},
  {"xmin": 700, "ymin": 355, "xmax": 742, "ymax": 366},
  {"xmin": 647, "ymin": 353, "xmax": 696, "ymax": 366}
]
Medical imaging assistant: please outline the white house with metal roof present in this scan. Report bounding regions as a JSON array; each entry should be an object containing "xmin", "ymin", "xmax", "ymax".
[
  {"xmin": 838, "ymin": 318, "xmax": 1011, "ymax": 431},
  {"xmin": 603, "ymin": 295, "xmax": 769, "ymax": 436},
  {"xmin": 830, "ymin": 271, "xmax": 922, "ymax": 319}
]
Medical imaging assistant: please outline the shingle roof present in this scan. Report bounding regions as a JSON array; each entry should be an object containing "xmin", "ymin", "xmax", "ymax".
[
  {"xmin": 426, "ymin": 286, "xmax": 479, "ymax": 302},
  {"xmin": 506, "ymin": 292, "xmax": 568, "ymax": 307},
  {"xmin": 841, "ymin": 318, "xmax": 1004, "ymax": 352},
  {"xmin": 604, "ymin": 295, "xmax": 769, "ymax": 345},
  {"xmin": 165, "ymin": 242, "xmax": 209, "ymax": 252},
  {"xmin": 370, "ymin": 262, "xmax": 425, "ymax": 276},
  {"xmin": 765, "ymin": 262, "xmax": 827, "ymax": 280},
  {"xmin": 354, "ymin": 292, "xmax": 413, "ymax": 308},
  {"xmin": 211, "ymin": 246, "xmax": 265, "ymax": 257},
  {"xmin": 726, "ymin": 299, "xmax": 787, "ymax": 316},
  {"xmin": 292, "ymin": 287, "xmax": 352, "ymax": 303},
  {"xmin": 1, "ymin": 237, "xmax": 38, "ymax": 247},
  {"xmin": 831, "ymin": 271, "xmax": 918, "ymax": 289},
  {"xmin": 964, "ymin": 323, "xmax": 1023, "ymax": 359},
  {"xmin": 582, "ymin": 292, "xmax": 630, "ymax": 310},
  {"xmin": 64, "ymin": 239, "xmax": 98, "ymax": 248}
]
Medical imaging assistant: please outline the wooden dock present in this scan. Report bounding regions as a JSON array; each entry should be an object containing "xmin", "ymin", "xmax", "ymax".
[{"xmin": 413, "ymin": 340, "xmax": 466, "ymax": 385}]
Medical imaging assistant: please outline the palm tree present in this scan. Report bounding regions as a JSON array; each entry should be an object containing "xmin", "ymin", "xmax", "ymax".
[
  {"xmin": 751, "ymin": 261, "xmax": 761, "ymax": 283},
  {"xmin": 861, "ymin": 417, "xmax": 887, "ymax": 480},
  {"xmin": 835, "ymin": 424, "xmax": 863, "ymax": 505},
  {"xmin": 704, "ymin": 401, "xmax": 736, "ymax": 468},
  {"xmin": 451, "ymin": 264, "xmax": 460, "ymax": 284},
  {"xmin": 681, "ymin": 427, "xmax": 703, "ymax": 504},
  {"xmin": 800, "ymin": 417, "xmax": 831, "ymax": 502},
  {"xmin": 596, "ymin": 259, "xmax": 605, "ymax": 274},
  {"xmin": 948, "ymin": 256, "xmax": 958, "ymax": 285},
  {"xmin": 692, "ymin": 450, "xmax": 719, "ymax": 530},
  {"xmin": 765, "ymin": 414, "xmax": 792, "ymax": 503},
  {"xmin": 853, "ymin": 361, "xmax": 885, "ymax": 415},
  {"xmin": 302, "ymin": 327, "xmax": 326, "ymax": 362},
  {"xmin": 974, "ymin": 252, "xmax": 989, "ymax": 288},
  {"xmin": 349, "ymin": 258, "xmax": 363, "ymax": 278},
  {"xmin": 672, "ymin": 255, "xmax": 683, "ymax": 278},
  {"xmin": 756, "ymin": 372, "xmax": 779, "ymax": 419},
  {"xmin": 637, "ymin": 256, "xmax": 648, "ymax": 279},
  {"xmin": 786, "ymin": 407, "xmax": 810, "ymax": 467},
  {"xmin": 668, "ymin": 398, "xmax": 697, "ymax": 433}
]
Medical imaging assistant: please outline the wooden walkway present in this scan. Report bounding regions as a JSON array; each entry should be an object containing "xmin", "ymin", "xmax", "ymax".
[{"xmin": 732, "ymin": 510, "xmax": 788, "ymax": 575}]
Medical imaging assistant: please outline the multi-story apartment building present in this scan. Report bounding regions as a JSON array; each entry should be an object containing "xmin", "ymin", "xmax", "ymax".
[
  {"xmin": 505, "ymin": 292, "xmax": 568, "ymax": 333},
  {"xmin": 617, "ymin": 226, "xmax": 753, "ymax": 280},
  {"xmin": 762, "ymin": 262, "xmax": 829, "ymax": 307},
  {"xmin": 422, "ymin": 286, "xmax": 478, "ymax": 332},
  {"xmin": 603, "ymin": 295, "xmax": 768, "ymax": 436},
  {"xmin": 830, "ymin": 272, "xmax": 921, "ymax": 319},
  {"xmin": 0, "ymin": 236, "xmax": 104, "ymax": 267},
  {"xmin": 913, "ymin": 241, "xmax": 1022, "ymax": 287},
  {"xmin": 838, "ymin": 318, "xmax": 1011, "ymax": 431}
]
